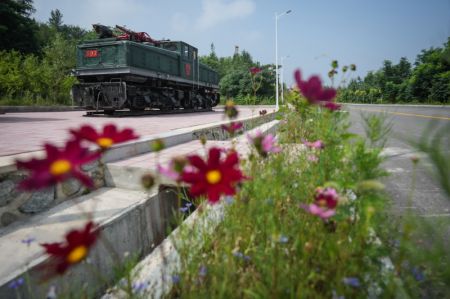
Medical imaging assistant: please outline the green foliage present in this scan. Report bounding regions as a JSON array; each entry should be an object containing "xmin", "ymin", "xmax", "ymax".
[
  {"xmin": 0, "ymin": 34, "xmax": 77, "ymax": 105},
  {"xmin": 338, "ymin": 38, "xmax": 450, "ymax": 104},
  {"xmin": 0, "ymin": 2, "xmax": 90, "ymax": 105},
  {"xmin": 200, "ymin": 46, "xmax": 275, "ymax": 102},
  {"xmin": 172, "ymin": 106, "xmax": 400, "ymax": 298}
]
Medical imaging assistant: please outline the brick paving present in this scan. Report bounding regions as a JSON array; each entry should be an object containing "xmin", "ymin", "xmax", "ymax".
[{"xmin": 0, "ymin": 107, "xmax": 272, "ymax": 157}]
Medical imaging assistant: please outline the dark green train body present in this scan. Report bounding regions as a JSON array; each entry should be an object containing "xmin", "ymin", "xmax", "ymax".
[{"xmin": 72, "ymin": 36, "xmax": 219, "ymax": 111}]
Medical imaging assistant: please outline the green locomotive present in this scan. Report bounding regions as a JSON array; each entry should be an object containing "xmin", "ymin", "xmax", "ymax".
[{"xmin": 72, "ymin": 25, "xmax": 220, "ymax": 112}]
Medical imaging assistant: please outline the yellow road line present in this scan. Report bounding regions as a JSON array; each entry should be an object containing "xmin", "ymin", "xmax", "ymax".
[{"xmin": 355, "ymin": 108, "xmax": 450, "ymax": 121}]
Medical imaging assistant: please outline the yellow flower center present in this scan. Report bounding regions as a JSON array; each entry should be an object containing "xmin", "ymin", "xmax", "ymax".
[
  {"xmin": 317, "ymin": 199, "xmax": 327, "ymax": 207},
  {"xmin": 206, "ymin": 170, "xmax": 222, "ymax": 184},
  {"xmin": 97, "ymin": 137, "xmax": 114, "ymax": 148},
  {"xmin": 66, "ymin": 245, "xmax": 88, "ymax": 264},
  {"xmin": 49, "ymin": 159, "xmax": 72, "ymax": 176}
]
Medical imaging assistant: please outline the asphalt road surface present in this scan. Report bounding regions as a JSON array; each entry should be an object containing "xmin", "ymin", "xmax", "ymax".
[{"xmin": 345, "ymin": 104, "xmax": 450, "ymax": 218}]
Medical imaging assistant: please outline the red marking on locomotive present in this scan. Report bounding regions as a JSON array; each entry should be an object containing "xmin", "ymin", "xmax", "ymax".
[
  {"xmin": 85, "ymin": 50, "xmax": 99, "ymax": 58},
  {"xmin": 185, "ymin": 63, "xmax": 191, "ymax": 76}
]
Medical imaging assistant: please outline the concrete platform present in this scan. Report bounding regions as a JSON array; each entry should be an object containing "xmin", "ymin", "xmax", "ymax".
[{"xmin": 0, "ymin": 106, "xmax": 274, "ymax": 157}]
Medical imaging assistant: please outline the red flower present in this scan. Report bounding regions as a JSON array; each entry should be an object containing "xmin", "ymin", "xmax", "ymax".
[
  {"xmin": 222, "ymin": 122, "xmax": 243, "ymax": 134},
  {"xmin": 16, "ymin": 140, "xmax": 100, "ymax": 190},
  {"xmin": 70, "ymin": 124, "xmax": 139, "ymax": 149},
  {"xmin": 250, "ymin": 67, "xmax": 262, "ymax": 75},
  {"xmin": 181, "ymin": 147, "xmax": 245, "ymax": 204},
  {"xmin": 41, "ymin": 221, "xmax": 98, "ymax": 276},
  {"xmin": 294, "ymin": 69, "xmax": 339, "ymax": 110}
]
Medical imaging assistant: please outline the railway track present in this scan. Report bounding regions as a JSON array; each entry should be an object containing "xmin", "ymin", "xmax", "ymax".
[{"xmin": 83, "ymin": 107, "xmax": 214, "ymax": 117}]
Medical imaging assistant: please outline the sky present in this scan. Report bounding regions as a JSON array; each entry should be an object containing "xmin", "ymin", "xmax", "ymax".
[{"xmin": 31, "ymin": 0, "xmax": 450, "ymax": 87}]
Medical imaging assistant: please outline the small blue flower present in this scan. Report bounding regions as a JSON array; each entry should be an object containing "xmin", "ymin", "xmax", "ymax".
[
  {"xmin": 21, "ymin": 237, "xmax": 36, "ymax": 246},
  {"xmin": 279, "ymin": 235, "xmax": 289, "ymax": 243},
  {"xmin": 8, "ymin": 277, "xmax": 24, "ymax": 289},
  {"xmin": 233, "ymin": 251, "xmax": 251, "ymax": 261},
  {"xmin": 411, "ymin": 267, "xmax": 425, "ymax": 282},
  {"xmin": 224, "ymin": 196, "xmax": 234, "ymax": 205},
  {"xmin": 199, "ymin": 265, "xmax": 208, "ymax": 277},
  {"xmin": 342, "ymin": 277, "xmax": 360, "ymax": 288},
  {"xmin": 185, "ymin": 202, "xmax": 193, "ymax": 208},
  {"xmin": 172, "ymin": 274, "xmax": 181, "ymax": 284},
  {"xmin": 179, "ymin": 206, "xmax": 189, "ymax": 213},
  {"xmin": 132, "ymin": 281, "xmax": 148, "ymax": 293}
]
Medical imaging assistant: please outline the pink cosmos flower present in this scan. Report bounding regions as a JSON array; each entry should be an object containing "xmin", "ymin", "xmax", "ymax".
[
  {"xmin": 157, "ymin": 162, "xmax": 180, "ymax": 181},
  {"xmin": 307, "ymin": 155, "xmax": 318, "ymax": 162},
  {"xmin": 222, "ymin": 122, "xmax": 243, "ymax": 134},
  {"xmin": 304, "ymin": 140, "xmax": 324, "ymax": 149},
  {"xmin": 294, "ymin": 69, "xmax": 340, "ymax": 111},
  {"xmin": 157, "ymin": 157, "xmax": 191, "ymax": 181},
  {"xmin": 247, "ymin": 131, "xmax": 281, "ymax": 158},
  {"xmin": 301, "ymin": 187, "xmax": 339, "ymax": 220},
  {"xmin": 301, "ymin": 203, "xmax": 336, "ymax": 219}
]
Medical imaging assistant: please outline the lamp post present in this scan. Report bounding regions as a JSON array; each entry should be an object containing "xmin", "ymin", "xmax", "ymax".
[
  {"xmin": 275, "ymin": 9, "xmax": 291, "ymax": 110},
  {"xmin": 280, "ymin": 55, "xmax": 289, "ymax": 105}
]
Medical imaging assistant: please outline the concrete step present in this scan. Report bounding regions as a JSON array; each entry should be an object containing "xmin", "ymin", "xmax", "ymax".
[{"xmin": 0, "ymin": 186, "xmax": 182, "ymax": 298}]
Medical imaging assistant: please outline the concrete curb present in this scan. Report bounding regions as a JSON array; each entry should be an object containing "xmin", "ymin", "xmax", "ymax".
[
  {"xmin": 0, "ymin": 106, "xmax": 85, "ymax": 113},
  {"xmin": 344, "ymin": 103, "xmax": 450, "ymax": 108}
]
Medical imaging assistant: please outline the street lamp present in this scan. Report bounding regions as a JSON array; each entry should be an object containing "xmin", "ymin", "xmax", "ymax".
[
  {"xmin": 280, "ymin": 55, "xmax": 289, "ymax": 105},
  {"xmin": 275, "ymin": 9, "xmax": 291, "ymax": 110}
]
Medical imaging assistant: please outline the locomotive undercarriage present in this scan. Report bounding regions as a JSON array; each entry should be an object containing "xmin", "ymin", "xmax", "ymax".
[{"xmin": 72, "ymin": 77, "xmax": 219, "ymax": 112}]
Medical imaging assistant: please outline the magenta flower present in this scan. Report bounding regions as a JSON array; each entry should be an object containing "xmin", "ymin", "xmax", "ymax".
[
  {"xmin": 307, "ymin": 155, "xmax": 319, "ymax": 162},
  {"xmin": 16, "ymin": 140, "xmax": 100, "ymax": 190},
  {"xmin": 301, "ymin": 203, "xmax": 336, "ymax": 219},
  {"xmin": 157, "ymin": 162, "xmax": 180, "ymax": 181},
  {"xmin": 70, "ymin": 124, "xmax": 138, "ymax": 150},
  {"xmin": 301, "ymin": 187, "xmax": 339, "ymax": 220},
  {"xmin": 222, "ymin": 122, "xmax": 243, "ymax": 134},
  {"xmin": 294, "ymin": 69, "xmax": 339, "ymax": 111},
  {"xmin": 247, "ymin": 131, "xmax": 281, "ymax": 158},
  {"xmin": 249, "ymin": 67, "xmax": 262, "ymax": 75},
  {"xmin": 180, "ymin": 148, "xmax": 245, "ymax": 204},
  {"xmin": 304, "ymin": 140, "xmax": 324, "ymax": 149},
  {"xmin": 157, "ymin": 157, "xmax": 191, "ymax": 181},
  {"xmin": 323, "ymin": 101, "xmax": 341, "ymax": 111}
]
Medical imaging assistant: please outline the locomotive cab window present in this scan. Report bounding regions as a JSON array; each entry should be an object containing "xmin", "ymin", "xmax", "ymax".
[{"xmin": 182, "ymin": 45, "xmax": 189, "ymax": 58}]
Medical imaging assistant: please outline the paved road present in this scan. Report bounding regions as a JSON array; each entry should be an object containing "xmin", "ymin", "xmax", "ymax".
[
  {"xmin": 345, "ymin": 104, "xmax": 450, "ymax": 217},
  {"xmin": 0, "ymin": 106, "xmax": 274, "ymax": 157}
]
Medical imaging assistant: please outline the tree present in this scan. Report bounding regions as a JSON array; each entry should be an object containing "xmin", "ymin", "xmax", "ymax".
[
  {"xmin": 49, "ymin": 9, "xmax": 63, "ymax": 30},
  {"xmin": 0, "ymin": 0, "xmax": 39, "ymax": 54}
]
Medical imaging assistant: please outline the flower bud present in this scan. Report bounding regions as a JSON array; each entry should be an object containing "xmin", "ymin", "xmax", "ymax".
[
  {"xmin": 141, "ymin": 173, "xmax": 156, "ymax": 190},
  {"xmin": 331, "ymin": 60, "xmax": 339, "ymax": 69},
  {"xmin": 224, "ymin": 100, "xmax": 239, "ymax": 119},
  {"xmin": 199, "ymin": 135, "xmax": 207, "ymax": 146},
  {"xmin": 151, "ymin": 139, "xmax": 165, "ymax": 152}
]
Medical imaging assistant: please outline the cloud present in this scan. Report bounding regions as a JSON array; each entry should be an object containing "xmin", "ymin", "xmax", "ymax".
[{"xmin": 195, "ymin": 0, "xmax": 255, "ymax": 30}]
